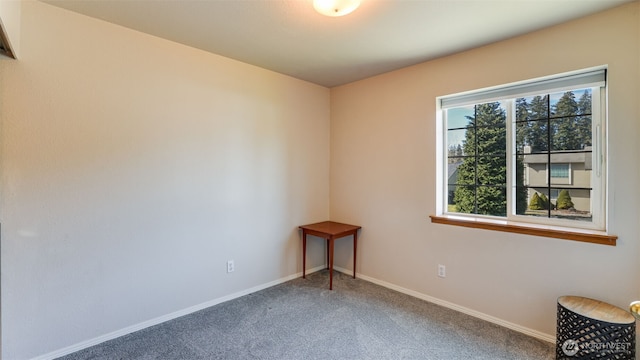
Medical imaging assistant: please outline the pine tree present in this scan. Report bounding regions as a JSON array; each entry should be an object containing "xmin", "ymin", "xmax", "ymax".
[
  {"xmin": 514, "ymin": 97, "xmax": 536, "ymax": 214},
  {"xmin": 515, "ymin": 156, "xmax": 528, "ymax": 214},
  {"xmin": 515, "ymin": 97, "xmax": 529, "ymax": 153},
  {"xmin": 447, "ymin": 145, "xmax": 457, "ymax": 163},
  {"xmin": 527, "ymin": 95, "xmax": 549, "ymax": 153},
  {"xmin": 576, "ymin": 90, "xmax": 592, "ymax": 149},
  {"xmin": 448, "ymin": 143, "xmax": 466, "ymax": 164},
  {"xmin": 453, "ymin": 102, "xmax": 507, "ymax": 216},
  {"xmin": 553, "ymin": 91, "xmax": 580, "ymax": 150}
]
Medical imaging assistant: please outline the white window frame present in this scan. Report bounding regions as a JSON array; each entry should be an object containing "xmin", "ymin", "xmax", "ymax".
[{"xmin": 436, "ymin": 67, "xmax": 607, "ymax": 232}]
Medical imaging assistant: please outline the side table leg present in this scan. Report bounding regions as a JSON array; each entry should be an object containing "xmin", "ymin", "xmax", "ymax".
[
  {"xmin": 353, "ymin": 232, "xmax": 357, "ymax": 279},
  {"xmin": 302, "ymin": 231, "xmax": 307, "ymax": 279},
  {"xmin": 326, "ymin": 239, "xmax": 329, "ymax": 269},
  {"xmin": 329, "ymin": 238, "xmax": 334, "ymax": 290}
]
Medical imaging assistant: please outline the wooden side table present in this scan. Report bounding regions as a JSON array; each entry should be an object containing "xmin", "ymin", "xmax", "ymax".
[
  {"xmin": 557, "ymin": 295, "xmax": 635, "ymax": 359},
  {"xmin": 299, "ymin": 221, "xmax": 361, "ymax": 290}
]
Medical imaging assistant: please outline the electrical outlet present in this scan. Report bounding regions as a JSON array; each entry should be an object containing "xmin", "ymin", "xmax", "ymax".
[
  {"xmin": 438, "ymin": 264, "xmax": 446, "ymax": 278},
  {"xmin": 227, "ymin": 260, "xmax": 235, "ymax": 273}
]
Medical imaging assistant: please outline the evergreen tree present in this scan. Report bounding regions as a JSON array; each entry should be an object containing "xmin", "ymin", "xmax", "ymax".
[
  {"xmin": 447, "ymin": 144, "xmax": 465, "ymax": 164},
  {"xmin": 447, "ymin": 145, "xmax": 456, "ymax": 163},
  {"xmin": 454, "ymin": 102, "xmax": 507, "ymax": 216},
  {"xmin": 539, "ymin": 193, "xmax": 551, "ymax": 210},
  {"xmin": 527, "ymin": 95, "xmax": 549, "ymax": 153},
  {"xmin": 515, "ymin": 156, "xmax": 528, "ymax": 214},
  {"xmin": 576, "ymin": 90, "xmax": 592, "ymax": 149},
  {"xmin": 529, "ymin": 192, "xmax": 543, "ymax": 210},
  {"xmin": 553, "ymin": 91, "xmax": 580, "ymax": 150},
  {"xmin": 515, "ymin": 97, "xmax": 529, "ymax": 153},
  {"xmin": 513, "ymin": 97, "xmax": 536, "ymax": 214},
  {"xmin": 556, "ymin": 189, "xmax": 574, "ymax": 210},
  {"xmin": 456, "ymin": 144, "xmax": 463, "ymax": 158}
]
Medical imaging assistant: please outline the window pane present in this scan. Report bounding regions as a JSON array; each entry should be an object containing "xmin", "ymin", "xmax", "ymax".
[
  {"xmin": 515, "ymin": 186, "xmax": 528, "ymax": 215},
  {"xmin": 522, "ymin": 188, "xmax": 551, "ymax": 219},
  {"xmin": 514, "ymin": 154, "xmax": 528, "ymax": 215},
  {"xmin": 549, "ymin": 88, "xmax": 592, "ymax": 151},
  {"xmin": 446, "ymin": 106, "xmax": 474, "ymax": 130},
  {"xmin": 475, "ymin": 102, "xmax": 506, "ymax": 128},
  {"xmin": 447, "ymin": 102, "xmax": 507, "ymax": 217},
  {"xmin": 454, "ymin": 161, "xmax": 476, "ymax": 185},
  {"xmin": 449, "ymin": 185, "xmax": 475, "ymax": 214},
  {"xmin": 476, "ymin": 186, "xmax": 506, "ymax": 216},
  {"xmin": 477, "ymin": 155, "xmax": 506, "ymax": 186},
  {"xmin": 520, "ymin": 187, "xmax": 593, "ymax": 221},
  {"xmin": 522, "ymin": 156, "xmax": 547, "ymax": 186},
  {"xmin": 517, "ymin": 95, "xmax": 549, "ymax": 121},
  {"xmin": 476, "ymin": 126, "xmax": 506, "ymax": 155},
  {"xmin": 550, "ymin": 118, "xmax": 591, "ymax": 151},
  {"xmin": 516, "ymin": 120, "xmax": 549, "ymax": 154},
  {"xmin": 550, "ymin": 188, "xmax": 592, "ymax": 222},
  {"xmin": 550, "ymin": 89, "xmax": 591, "ymax": 116},
  {"xmin": 447, "ymin": 128, "xmax": 470, "ymax": 158},
  {"xmin": 447, "ymin": 163, "xmax": 459, "ymax": 184},
  {"xmin": 448, "ymin": 184, "xmax": 507, "ymax": 217}
]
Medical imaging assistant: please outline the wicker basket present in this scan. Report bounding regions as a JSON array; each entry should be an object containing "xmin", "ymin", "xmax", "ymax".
[{"xmin": 557, "ymin": 296, "xmax": 635, "ymax": 359}]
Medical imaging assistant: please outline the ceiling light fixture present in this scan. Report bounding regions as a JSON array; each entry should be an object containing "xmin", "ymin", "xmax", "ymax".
[{"xmin": 313, "ymin": 0, "xmax": 361, "ymax": 17}]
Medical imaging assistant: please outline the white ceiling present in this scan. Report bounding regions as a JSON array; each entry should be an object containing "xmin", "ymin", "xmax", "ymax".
[{"xmin": 42, "ymin": 0, "xmax": 633, "ymax": 88}]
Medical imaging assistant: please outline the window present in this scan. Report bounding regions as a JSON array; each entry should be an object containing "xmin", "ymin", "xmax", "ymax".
[
  {"xmin": 550, "ymin": 164, "xmax": 570, "ymax": 179},
  {"xmin": 437, "ymin": 68, "xmax": 607, "ymax": 232}
]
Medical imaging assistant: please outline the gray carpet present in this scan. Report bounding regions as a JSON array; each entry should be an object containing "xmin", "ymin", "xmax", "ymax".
[{"xmin": 58, "ymin": 270, "xmax": 554, "ymax": 359}]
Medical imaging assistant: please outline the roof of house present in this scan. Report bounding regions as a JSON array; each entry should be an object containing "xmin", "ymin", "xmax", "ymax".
[
  {"xmin": 523, "ymin": 151, "xmax": 592, "ymax": 170},
  {"xmin": 448, "ymin": 162, "xmax": 461, "ymax": 182}
]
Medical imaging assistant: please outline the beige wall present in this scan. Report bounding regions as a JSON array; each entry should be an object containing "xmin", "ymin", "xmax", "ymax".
[
  {"xmin": 0, "ymin": 0, "xmax": 21, "ymax": 58},
  {"xmin": 331, "ymin": 1, "xmax": 639, "ymax": 340},
  {"xmin": 0, "ymin": 1, "xmax": 329, "ymax": 358}
]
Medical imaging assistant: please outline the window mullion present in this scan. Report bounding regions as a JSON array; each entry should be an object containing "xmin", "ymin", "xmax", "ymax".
[
  {"xmin": 546, "ymin": 94, "xmax": 552, "ymax": 218},
  {"xmin": 474, "ymin": 105, "xmax": 478, "ymax": 214},
  {"xmin": 506, "ymin": 99, "xmax": 515, "ymax": 219}
]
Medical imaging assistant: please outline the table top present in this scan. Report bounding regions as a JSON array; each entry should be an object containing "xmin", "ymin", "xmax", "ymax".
[
  {"xmin": 558, "ymin": 295, "xmax": 635, "ymax": 324},
  {"xmin": 299, "ymin": 221, "xmax": 361, "ymax": 237}
]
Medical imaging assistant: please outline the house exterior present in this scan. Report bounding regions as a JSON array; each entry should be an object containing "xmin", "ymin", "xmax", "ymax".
[
  {"xmin": 447, "ymin": 162, "xmax": 460, "ymax": 204},
  {"xmin": 522, "ymin": 146, "xmax": 592, "ymax": 212}
]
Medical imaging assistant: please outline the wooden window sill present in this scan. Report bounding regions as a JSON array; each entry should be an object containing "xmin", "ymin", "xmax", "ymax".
[{"xmin": 429, "ymin": 215, "xmax": 617, "ymax": 246}]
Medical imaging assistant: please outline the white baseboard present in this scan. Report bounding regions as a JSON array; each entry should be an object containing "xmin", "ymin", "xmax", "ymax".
[
  {"xmin": 31, "ymin": 265, "xmax": 327, "ymax": 360},
  {"xmin": 333, "ymin": 266, "xmax": 555, "ymax": 344}
]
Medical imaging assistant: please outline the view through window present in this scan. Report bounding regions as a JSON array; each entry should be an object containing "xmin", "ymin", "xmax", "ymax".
[{"xmin": 442, "ymin": 69, "xmax": 606, "ymax": 230}]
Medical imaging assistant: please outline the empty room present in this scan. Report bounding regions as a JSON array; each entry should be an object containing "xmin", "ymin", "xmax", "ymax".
[{"xmin": 1, "ymin": 0, "xmax": 639, "ymax": 359}]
